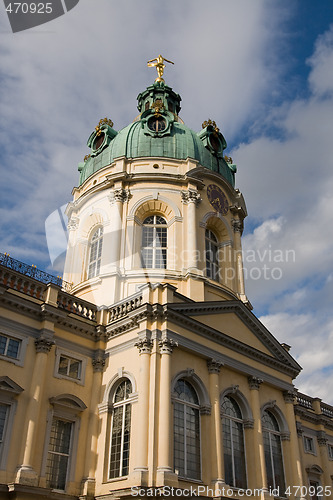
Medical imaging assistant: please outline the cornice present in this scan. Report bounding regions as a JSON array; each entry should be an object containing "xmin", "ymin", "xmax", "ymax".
[{"xmin": 294, "ymin": 406, "xmax": 333, "ymax": 430}]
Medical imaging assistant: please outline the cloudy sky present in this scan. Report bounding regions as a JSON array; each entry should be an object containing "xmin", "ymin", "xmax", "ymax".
[{"xmin": 1, "ymin": 0, "xmax": 333, "ymax": 402}]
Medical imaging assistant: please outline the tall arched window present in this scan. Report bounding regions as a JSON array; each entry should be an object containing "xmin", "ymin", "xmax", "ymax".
[
  {"xmin": 262, "ymin": 410, "xmax": 286, "ymax": 492},
  {"xmin": 141, "ymin": 215, "xmax": 167, "ymax": 269},
  {"xmin": 221, "ymin": 395, "xmax": 247, "ymax": 488},
  {"xmin": 88, "ymin": 227, "xmax": 103, "ymax": 279},
  {"xmin": 109, "ymin": 379, "xmax": 132, "ymax": 479},
  {"xmin": 173, "ymin": 379, "xmax": 201, "ymax": 480},
  {"xmin": 205, "ymin": 229, "xmax": 219, "ymax": 280}
]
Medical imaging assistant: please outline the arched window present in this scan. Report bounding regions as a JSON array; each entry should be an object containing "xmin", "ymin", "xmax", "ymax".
[
  {"xmin": 88, "ymin": 227, "xmax": 103, "ymax": 279},
  {"xmin": 205, "ymin": 229, "xmax": 219, "ymax": 280},
  {"xmin": 221, "ymin": 395, "xmax": 247, "ymax": 488},
  {"xmin": 141, "ymin": 215, "xmax": 167, "ymax": 269},
  {"xmin": 173, "ymin": 379, "xmax": 200, "ymax": 480},
  {"xmin": 109, "ymin": 379, "xmax": 132, "ymax": 479},
  {"xmin": 262, "ymin": 410, "xmax": 286, "ymax": 492}
]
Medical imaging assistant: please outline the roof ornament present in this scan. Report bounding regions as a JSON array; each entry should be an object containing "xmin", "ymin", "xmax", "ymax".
[
  {"xmin": 95, "ymin": 117, "xmax": 114, "ymax": 136},
  {"xmin": 147, "ymin": 54, "xmax": 174, "ymax": 83},
  {"xmin": 202, "ymin": 119, "xmax": 220, "ymax": 134}
]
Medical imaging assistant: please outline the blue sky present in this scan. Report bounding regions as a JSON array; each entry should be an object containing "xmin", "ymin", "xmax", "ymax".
[{"xmin": 0, "ymin": 0, "xmax": 333, "ymax": 402}]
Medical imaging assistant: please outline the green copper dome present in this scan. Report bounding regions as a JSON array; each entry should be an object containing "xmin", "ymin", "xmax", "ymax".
[{"xmin": 78, "ymin": 82, "xmax": 236, "ymax": 187}]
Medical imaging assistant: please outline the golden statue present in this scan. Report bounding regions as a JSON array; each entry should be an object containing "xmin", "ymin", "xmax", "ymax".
[{"xmin": 147, "ymin": 54, "xmax": 174, "ymax": 82}]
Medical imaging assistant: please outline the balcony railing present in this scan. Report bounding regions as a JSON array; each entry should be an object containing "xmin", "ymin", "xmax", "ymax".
[
  {"xmin": 296, "ymin": 392, "xmax": 333, "ymax": 417},
  {"xmin": 0, "ymin": 252, "xmax": 72, "ymax": 291}
]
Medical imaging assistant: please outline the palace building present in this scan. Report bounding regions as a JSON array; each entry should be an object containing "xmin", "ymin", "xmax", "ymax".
[{"xmin": 0, "ymin": 57, "xmax": 332, "ymax": 499}]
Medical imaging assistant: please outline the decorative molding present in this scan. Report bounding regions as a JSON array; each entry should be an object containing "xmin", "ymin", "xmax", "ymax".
[
  {"xmin": 207, "ymin": 359, "xmax": 223, "ymax": 374},
  {"xmin": 181, "ymin": 189, "xmax": 201, "ymax": 206},
  {"xmin": 248, "ymin": 376, "xmax": 263, "ymax": 390},
  {"xmin": 35, "ymin": 337, "xmax": 54, "ymax": 353},
  {"xmin": 281, "ymin": 431, "xmax": 291, "ymax": 441},
  {"xmin": 159, "ymin": 337, "xmax": 178, "ymax": 354}
]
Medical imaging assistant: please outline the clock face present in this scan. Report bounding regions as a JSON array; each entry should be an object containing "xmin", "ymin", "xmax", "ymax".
[
  {"xmin": 147, "ymin": 116, "xmax": 167, "ymax": 132},
  {"xmin": 207, "ymin": 184, "xmax": 229, "ymax": 215}
]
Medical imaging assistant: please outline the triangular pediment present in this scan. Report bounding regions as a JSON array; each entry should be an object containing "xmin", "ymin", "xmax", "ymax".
[
  {"xmin": 167, "ymin": 300, "xmax": 301, "ymax": 378},
  {"xmin": 0, "ymin": 376, "xmax": 24, "ymax": 395}
]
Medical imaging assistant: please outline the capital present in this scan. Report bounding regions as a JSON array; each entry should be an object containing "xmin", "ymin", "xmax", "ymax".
[
  {"xmin": 207, "ymin": 359, "xmax": 223, "ymax": 374},
  {"xmin": 135, "ymin": 337, "xmax": 153, "ymax": 354},
  {"xmin": 35, "ymin": 337, "xmax": 54, "ymax": 353},
  {"xmin": 67, "ymin": 216, "xmax": 79, "ymax": 231},
  {"xmin": 159, "ymin": 337, "xmax": 177, "ymax": 354},
  {"xmin": 181, "ymin": 189, "xmax": 201, "ymax": 206},
  {"xmin": 283, "ymin": 389, "xmax": 297, "ymax": 404},
  {"xmin": 231, "ymin": 218, "xmax": 243, "ymax": 233},
  {"xmin": 317, "ymin": 431, "xmax": 328, "ymax": 447},
  {"xmin": 92, "ymin": 356, "xmax": 106, "ymax": 372},
  {"xmin": 248, "ymin": 376, "xmax": 263, "ymax": 390},
  {"xmin": 109, "ymin": 188, "xmax": 131, "ymax": 204}
]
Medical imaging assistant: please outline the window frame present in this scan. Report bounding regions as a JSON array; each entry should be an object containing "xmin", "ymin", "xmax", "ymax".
[
  {"xmin": 303, "ymin": 435, "xmax": 316, "ymax": 455},
  {"xmin": 0, "ymin": 377, "xmax": 23, "ymax": 470},
  {"xmin": 205, "ymin": 228, "xmax": 220, "ymax": 281},
  {"xmin": 221, "ymin": 394, "xmax": 247, "ymax": 489},
  {"xmin": 108, "ymin": 379, "xmax": 134, "ymax": 480},
  {"xmin": 141, "ymin": 215, "xmax": 168, "ymax": 270},
  {"xmin": 262, "ymin": 409, "xmax": 286, "ymax": 493},
  {"xmin": 87, "ymin": 226, "xmax": 103, "ymax": 280},
  {"xmin": 173, "ymin": 378, "xmax": 201, "ymax": 481},
  {"xmin": 0, "ymin": 330, "xmax": 28, "ymax": 367},
  {"xmin": 41, "ymin": 395, "xmax": 86, "ymax": 492},
  {"xmin": 53, "ymin": 348, "xmax": 86, "ymax": 386},
  {"xmin": 44, "ymin": 416, "xmax": 74, "ymax": 491}
]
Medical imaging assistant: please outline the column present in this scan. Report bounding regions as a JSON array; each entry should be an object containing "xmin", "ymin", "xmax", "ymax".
[
  {"xmin": 81, "ymin": 355, "xmax": 105, "ymax": 498},
  {"xmin": 133, "ymin": 335, "xmax": 153, "ymax": 485},
  {"xmin": 16, "ymin": 336, "xmax": 54, "ymax": 485},
  {"xmin": 156, "ymin": 337, "xmax": 178, "ymax": 486},
  {"xmin": 181, "ymin": 189, "xmax": 201, "ymax": 271},
  {"xmin": 248, "ymin": 376, "xmax": 268, "ymax": 492},
  {"xmin": 283, "ymin": 391, "xmax": 307, "ymax": 500},
  {"xmin": 207, "ymin": 359, "xmax": 224, "ymax": 488}
]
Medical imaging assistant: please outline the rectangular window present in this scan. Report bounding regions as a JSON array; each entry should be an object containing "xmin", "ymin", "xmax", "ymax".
[
  {"xmin": 58, "ymin": 356, "xmax": 81, "ymax": 380},
  {"xmin": 0, "ymin": 334, "xmax": 20, "ymax": 359},
  {"xmin": 304, "ymin": 436, "xmax": 315, "ymax": 453},
  {"xmin": 328, "ymin": 444, "xmax": 333, "ymax": 460},
  {"xmin": 45, "ymin": 418, "xmax": 73, "ymax": 490}
]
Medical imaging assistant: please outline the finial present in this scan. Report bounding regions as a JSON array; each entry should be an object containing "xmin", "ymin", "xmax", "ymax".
[{"xmin": 147, "ymin": 54, "xmax": 174, "ymax": 83}]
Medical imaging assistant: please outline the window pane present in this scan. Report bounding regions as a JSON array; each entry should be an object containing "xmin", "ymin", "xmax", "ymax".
[
  {"xmin": 88, "ymin": 227, "xmax": 103, "ymax": 279},
  {"xmin": 68, "ymin": 360, "xmax": 80, "ymax": 379},
  {"xmin": 58, "ymin": 356, "xmax": 69, "ymax": 376},
  {"xmin": 0, "ymin": 336, "xmax": 7, "ymax": 355},
  {"xmin": 0, "ymin": 404, "xmax": 8, "ymax": 442},
  {"xmin": 7, "ymin": 339, "xmax": 19, "ymax": 358}
]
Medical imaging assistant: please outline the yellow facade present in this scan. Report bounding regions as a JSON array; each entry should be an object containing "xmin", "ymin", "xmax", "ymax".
[{"xmin": 0, "ymin": 77, "xmax": 332, "ymax": 500}]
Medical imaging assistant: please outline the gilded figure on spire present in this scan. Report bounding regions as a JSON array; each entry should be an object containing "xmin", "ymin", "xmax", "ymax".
[{"xmin": 147, "ymin": 54, "xmax": 174, "ymax": 83}]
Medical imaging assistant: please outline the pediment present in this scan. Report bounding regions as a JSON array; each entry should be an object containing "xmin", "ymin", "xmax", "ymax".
[
  {"xmin": 0, "ymin": 376, "xmax": 24, "ymax": 395},
  {"xmin": 167, "ymin": 300, "xmax": 301, "ymax": 378}
]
